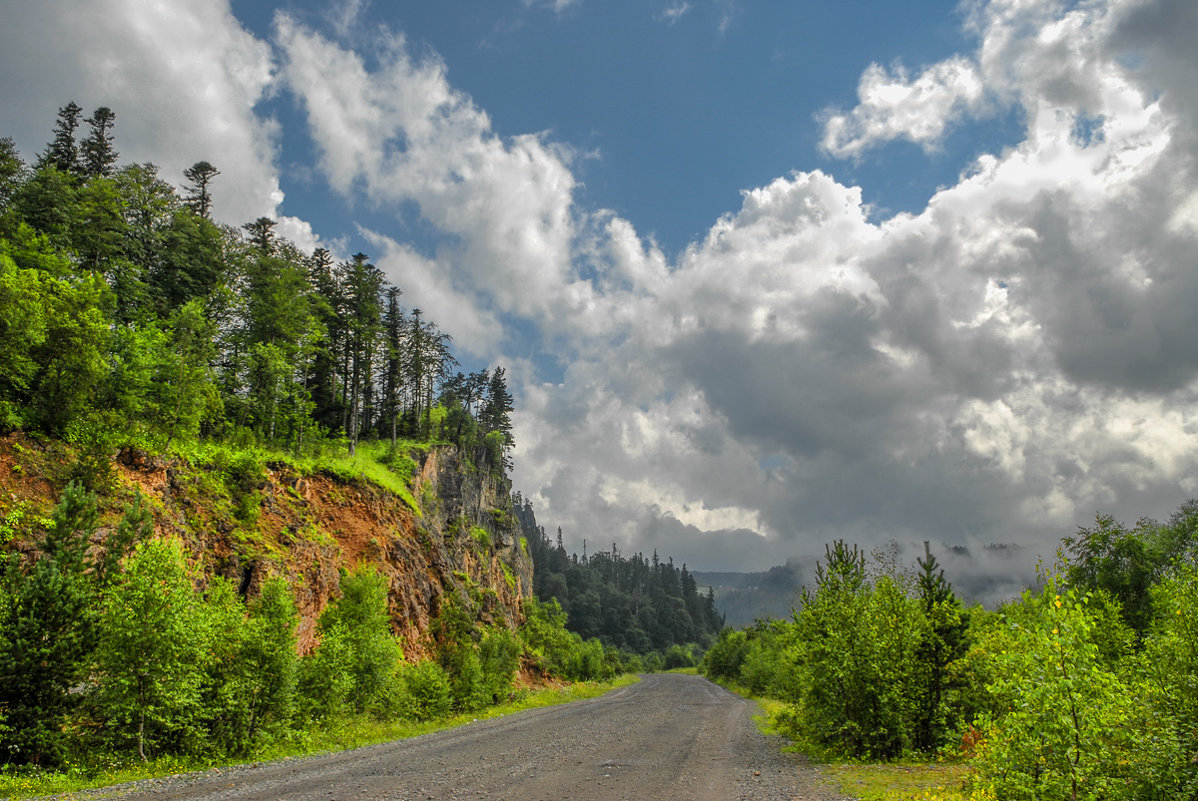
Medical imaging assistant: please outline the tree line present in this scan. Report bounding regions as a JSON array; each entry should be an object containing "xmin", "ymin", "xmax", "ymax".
[
  {"xmin": 703, "ymin": 501, "xmax": 1198, "ymax": 800},
  {"xmin": 514, "ymin": 494, "xmax": 723, "ymax": 664},
  {"xmin": 0, "ymin": 102, "xmax": 513, "ymax": 470}
]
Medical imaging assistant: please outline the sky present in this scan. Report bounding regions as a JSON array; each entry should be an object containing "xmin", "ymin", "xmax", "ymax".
[{"xmin": 2, "ymin": 0, "xmax": 1197, "ymax": 582}]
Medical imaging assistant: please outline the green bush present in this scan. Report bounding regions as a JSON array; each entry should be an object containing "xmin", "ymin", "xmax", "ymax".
[
  {"xmin": 662, "ymin": 643, "xmax": 696, "ymax": 669},
  {"xmin": 303, "ymin": 566, "xmax": 404, "ymax": 718},
  {"xmin": 972, "ymin": 579, "xmax": 1143, "ymax": 800},
  {"xmin": 401, "ymin": 660, "xmax": 452, "ymax": 721},
  {"xmin": 788, "ymin": 561, "xmax": 928, "ymax": 758},
  {"xmin": 93, "ymin": 539, "xmax": 208, "ymax": 761},
  {"xmin": 296, "ymin": 622, "xmax": 355, "ymax": 722},
  {"xmin": 703, "ymin": 628, "xmax": 748, "ymax": 682}
]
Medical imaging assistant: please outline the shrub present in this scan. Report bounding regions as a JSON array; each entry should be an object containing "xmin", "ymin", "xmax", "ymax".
[{"xmin": 401, "ymin": 660, "xmax": 452, "ymax": 721}]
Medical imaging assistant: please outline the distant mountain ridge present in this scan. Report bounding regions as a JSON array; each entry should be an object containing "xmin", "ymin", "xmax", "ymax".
[{"xmin": 696, "ymin": 542, "xmax": 1037, "ymax": 625}]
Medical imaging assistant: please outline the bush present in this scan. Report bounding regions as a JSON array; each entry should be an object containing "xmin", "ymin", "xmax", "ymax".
[
  {"xmin": 93, "ymin": 539, "xmax": 208, "ymax": 761},
  {"xmin": 317, "ymin": 566, "xmax": 405, "ymax": 716},
  {"xmin": 703, "ymin": 628, "xmax": 748, "ymax": 682},
  {"xmin": 296, "ymin": 623, "xmax": 355, "ymax": 722},
  {"xmin": 972, "ymin": 579, "xmax": 1143, "ymax": 800},
  {"xmin": 401, "ymin": 660, "xmax": 452, "ymax": 721},
  {"xmin": 789, "ymin": 567, "xmax": 928, "ymax": 758},
  {"xmin": 662, "ymin": 643, "xmax": 696, "ymax": 669}
]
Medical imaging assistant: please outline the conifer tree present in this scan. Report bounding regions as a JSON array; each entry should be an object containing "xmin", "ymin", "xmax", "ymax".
[
  {"xmin": 342, "ymin": 253, "xmax": 383, "ymax": 453},
  {"xmin": 0, "ymin": 136, "xmax": 25, "ymax": 212},
  {"xmin": 182, "ymin": 161, "xmax": 219, "ymax": 219},
  {"xmin": 380, "ymin": 285, "xmax": 404, "ymax": 446},
  {"xmin": 39, "ymin": 101, "xmax": 83, "ymax": 174},
  {"xmin": 80, "ymin": 106, "xmax": 118, "ymax": 178}
]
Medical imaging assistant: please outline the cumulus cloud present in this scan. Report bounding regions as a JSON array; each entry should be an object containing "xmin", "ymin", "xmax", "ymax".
[
  {"xmin": 0, "ymin": 0, "xmax": 286, "ymax": 229},
  {"xmin": 820, "ymin": 57, "xmax": 986, "ymax": 158},
  {"xmin": 516, "ymin": 0, "xmax": 1198, "ymax": 570},
  {"xmin": 6, "ymin": 0, "xmax": 1196, "ymax": 578},
  {"xmin": 274, "ymin": 14, "xmax": 588, "ymax": 353}
]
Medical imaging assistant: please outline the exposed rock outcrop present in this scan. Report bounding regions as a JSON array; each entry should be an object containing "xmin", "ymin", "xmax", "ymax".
[{"xmin": 0, "ymin": 435, "xmax": 532, "ymax": 655}]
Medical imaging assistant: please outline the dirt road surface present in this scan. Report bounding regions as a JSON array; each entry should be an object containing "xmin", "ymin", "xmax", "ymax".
[{"xmin": 69, "ymin": 674, "xmax": 847, "ymax": 801}]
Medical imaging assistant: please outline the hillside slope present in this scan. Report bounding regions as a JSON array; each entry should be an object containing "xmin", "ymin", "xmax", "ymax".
[{"xmin": 0, "ymin": 434, "xmax": 532, "ymax": 654}]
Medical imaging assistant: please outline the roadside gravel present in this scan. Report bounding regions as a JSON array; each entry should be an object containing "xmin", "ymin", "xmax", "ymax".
[{"xmin": 54, "ymin": 673, "xmax": 849, "ymax": 801}]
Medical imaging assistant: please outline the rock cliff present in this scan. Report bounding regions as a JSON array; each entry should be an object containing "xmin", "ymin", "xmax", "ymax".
[{"xmin": 0, "ymin": 435, "xmax": 532, "ymax": 655}]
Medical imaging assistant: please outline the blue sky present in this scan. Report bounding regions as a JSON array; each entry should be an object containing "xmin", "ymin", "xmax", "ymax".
[
  {"xmin": 241, "ymin": 0, "xmax": 983, "ymax": 256},
  {"xmin": 2, "ymin": 0, "xmax": 1197, "ymax": 587}
]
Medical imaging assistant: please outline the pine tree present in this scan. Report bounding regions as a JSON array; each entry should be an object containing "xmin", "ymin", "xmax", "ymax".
[
  {"xmin": 182, "ymin": 161, "xmax": 219, "ymax": 219},
  {"xmin": 0, "ymin": 136, "xmax": 25, "ymax": 212},
  {"xmin": 0, "ymin": 483, "xmax": 99, "ymax": 765},
  {"xmin": 380, "ymin": 285, "xmax": 404, "ymax": 447},
  {"xmin": 480, "ymin": 365, "xmax": 514, "ymax": 467},
  {"xmin": 39, "ymin": 101, "xmax": 83, "ymax": 174},
  {"xmin": 242, "ymin": 216, "xmax": 276, "ymax": 255},
  {"xmin": 342, "ymin": 253, "xmax": 383, "ymax": 453},
  {"xmin": 80, "ymin": 107, "xmax": 118, "ymax": 178},
  {"xmin": 913, "ymin": 541, "xmax": 967, "ymax": 751}
]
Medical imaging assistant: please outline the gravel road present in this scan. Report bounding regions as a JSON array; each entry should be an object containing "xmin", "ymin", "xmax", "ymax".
[{"xmin": 66, "ymin": 674, "xmax": 848, "ymax": 801}]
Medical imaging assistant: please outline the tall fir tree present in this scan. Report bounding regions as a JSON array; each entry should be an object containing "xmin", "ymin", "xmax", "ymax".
[{"xmin": 80, "ymin": 107, "xmax": 118, "ymax": 178}]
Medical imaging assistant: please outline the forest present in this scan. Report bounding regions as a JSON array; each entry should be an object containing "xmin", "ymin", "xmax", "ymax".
[
  {"xmin": 0, "ymin": 102, "xmax": 719, "ymax": 782},
  {"xmin": 0, "ymin": 102, "xmax": 624, "ymax": 775},
  {"xmin": 0, "ymin": 102, "xmax": 512, "ymax": 466},
  {"xmin": 703, "ymin": 504, "xmax": 1198, "ymax": 800},
  {"xmin": 514, "ymin": 495, "xmax": 724, "ymax": 664}
]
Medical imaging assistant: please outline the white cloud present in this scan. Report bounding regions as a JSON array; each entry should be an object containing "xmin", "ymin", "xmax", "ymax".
[
  {"xmin": 820, "ymin": 57, "xmax": 986, "ymax": 158},
  {"xmin": 658, "ymin": 3, "xmax": 692, "ymax": 25},
  {"xmin": 275, "ymin": 15, "xmax": 585, "ymax": 350},
  {"xmin": 0, "ymin": 0, "xmax": 286, "ymax": 229},
  {"xmin": 330, "ymin": 0, "xmax": 370, "ymax": 38},
  {"xmin": 514, "ymin": 0, "xmax": 1198, "ymax": 569},
  {"xmin": 523, "ymin": 0, "xmax": 583, "ymax": 14},
  {"xmin": 359, "ymin": 227, "xmax": 506, "ymax": 356}
]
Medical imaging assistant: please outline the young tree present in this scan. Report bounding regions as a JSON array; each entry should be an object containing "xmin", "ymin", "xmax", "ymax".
[
  {"xmin": 241, "ymin": 577, "xmax": 299, "ymax": 744},
  {"xmin": 95, "ymin": 538, "xmax": 207, "ymax": 761},
  {"xmin": 0, "ymin": 484, "xmax": 99, "ymax": 765},
  {"xmin": 319, "ymin": 565, "xmax": 403, "ymax": 712},
  {"xmin": 913, "ymin": 542, "xmax": 968, "ymax": 751},
  {"xmin": 0, "ymin": 482, "xmax": 146, "ymax": 766}
]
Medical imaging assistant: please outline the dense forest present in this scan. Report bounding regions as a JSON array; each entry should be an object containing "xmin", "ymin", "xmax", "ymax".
[
  {"xmin": 704, "ymin": 502, "xmax": 1198, "ymax": 800},
  {"xmin": 0, "ymin": 102, "xmax": 513, "ymax": 468},
  {"xmin": 514, "ymin": 495, "xmax": 723, "ymax": 661}
]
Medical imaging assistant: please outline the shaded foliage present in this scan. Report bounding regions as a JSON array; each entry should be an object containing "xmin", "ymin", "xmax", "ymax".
[{"xmin": 515, "ymin": 494, "xmax": 722, "ymax": 657}]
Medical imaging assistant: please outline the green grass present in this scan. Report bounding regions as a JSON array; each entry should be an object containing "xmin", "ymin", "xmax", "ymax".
[
  {"xmin": 0, "ymin": 675, "xmax": 641, "ymax": 800},
  {"xmin": 823, "ymin": 762, "xmax": 975, "ymax": 800},
  {"xmin": 170, "ymin": 438, "xmax": 423, "ymax": 514},
  {"xmin": 469, "ymin": 525, "xmax": 491, "ymax": 549}
]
